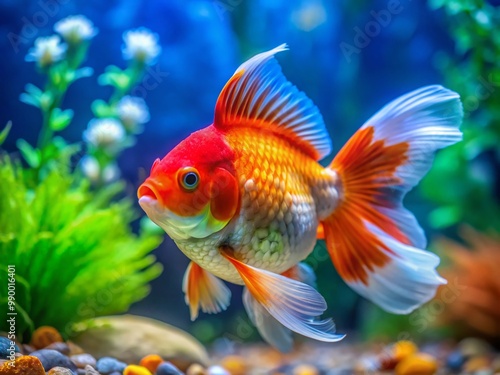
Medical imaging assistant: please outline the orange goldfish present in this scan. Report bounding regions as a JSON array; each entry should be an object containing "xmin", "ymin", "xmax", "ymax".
[{"xmin": 138, "ymin": 44, "xmax": 463, "ymax": 351}]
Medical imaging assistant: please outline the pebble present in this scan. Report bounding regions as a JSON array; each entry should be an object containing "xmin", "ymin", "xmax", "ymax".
[
  {"xmin": 84, "ymin": 365, "xmax": 100, "ymax": 375},
  {"xmin": 395, "ymin": 353, "xmax": 438, "ymax": 375},
  {"xmin": 0, "ymin": 355, "xmax": 45, "ymax": 375},
  {"xmin": 493, "ymin": 356, "xmax": 500, "ymax": 372},
  {"xmin": 0, "ymin": 337, "xmax": 20, "ymax": 360},
  {"xmin": 71, "ymin": 354, "xmax": 97, "ymax": 369},
  {"xmin": 123, "ymin": 365, "xmax": 152, "ymax": 375},
  {"xmin": 292, "ymin": 364, "xmax": 319, "ymax": 375},
  {"xmin": 446, "ymin": 350, "xmax": 465, "ymax": 372},
  {"xmin": 48, "ymin": 367, "xmax": 74, "ymax": 375},
  {"xmin": 67, "ymin": 342, "xmax": 85, "ymax": 356},
  {"xmin": 464, "ymin": 357, "xmax": 491, "ymax": 373},
  {"xmin": 30, "ymin": 326, "xmax": 63, "ymax": 350},
  {"xmin": 220, "ymin": 355, "xmax": 247, "ymax": 375},
  {"xmin": 459, "ymin": 338, "xmax": 492, "ymax": 358},
  {"xmin": 45, "ymin": 342, "xmax": 70, "ymax": 356},
  {"xmin": 186, "ymin": 363, "xmax": 207, "ymax": 375},
  {"xmin": 31, "ymin": 349, "xmax": 77, "ymax": 374},
  {"xmin": 96, "ymin": 357, "xmax": 127, "ymax": 374},
  {"xmin": 23, "ymin": 345, "xmax": 36, "ymax": 355},
  {"xmin": 156, "ymin": 362, "xmax": 183, "ymax": 375},
  {"xmin": 207, "ymin": 366, "xmax": 230, "ymax": 375},
  {"xmin": 139, "ymin": 354, "xmax": 163, "ymax": 373},
  {"xmin": 393, "ymin": 341, "xmax": 418, "ymax": 362}
]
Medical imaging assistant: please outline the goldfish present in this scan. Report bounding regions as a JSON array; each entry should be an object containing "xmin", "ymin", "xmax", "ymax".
[{"xmin": 138, "ymin": 44, "xmax": 463, "ymax": 351}]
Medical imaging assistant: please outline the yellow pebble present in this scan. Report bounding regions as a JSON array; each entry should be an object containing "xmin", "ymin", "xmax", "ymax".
[
  {"xmin": 186, "ymin": 363, "xmax": 207, "ymax": 375},
  {"xmin": 123, "ymin": 365, "xmax": 153, "ymax": 375},
  {"xmin": 395, "ymin": 353, "xmax": 438, "ymax": 375},
  {"xmin": 30, "ymin": 326, "xmax": 63, "ymax": 349},
  {"xmin": 139, "ymin": 354, "xmax": 163, "ymax": 373},
  {"xmin": 292, "ymin": 364, "xmax": 319, "ymax": 375},
  {"xmin": 220, "ymin": 355, "xmax": 247, "ymax": 375},
  {"xmin": 394, "ymin": 341, "xmax": 419, "ymax": 362}
]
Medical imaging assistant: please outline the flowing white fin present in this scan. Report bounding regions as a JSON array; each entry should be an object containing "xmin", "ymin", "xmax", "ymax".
[{"xmin": 221, "ymin": 251, "xmax": 344, "ymax": 343}]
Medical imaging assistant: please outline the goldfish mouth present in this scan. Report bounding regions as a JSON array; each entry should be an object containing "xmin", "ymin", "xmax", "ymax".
[{"xmin": 138, "ymin": 182, "xmax": 160, "ymax": 201}]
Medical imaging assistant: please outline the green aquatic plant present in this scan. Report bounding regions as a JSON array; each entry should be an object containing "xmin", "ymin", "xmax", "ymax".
[
  {"xmin": 0, "ymin": 157, "xmax": 162, "ymax": 341},
  {"xmin": 0, "ymin": 15, "xmax": 163, "ymax": 341},
  {"xmin": 421, "ymin": 0, "xmax": 500, "ymax": 231}
]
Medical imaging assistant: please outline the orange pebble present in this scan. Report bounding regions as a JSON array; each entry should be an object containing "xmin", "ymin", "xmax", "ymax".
[
  {"xmin": 30, "ymin": 326, "xmax": 63, "ymax": 349},
  {"xmin": 220, "ymin": 355, "xmax": 247, "ymax": 375},
  {"xmin": 292, "ymin": 364, "xmax": 319, "ymax": 375},
  {"xmin": 395, "ymin": 353, "xmax": 438, "ymax": 375},
  {"xmin": 0, "ymin": 356, "xmax": 45, "ymax": 375},
  {"xmin": 140, "ymin": 354, "xmax": 164, "ymax": 373},
  {"xmin": 123, "ymin": 364, "xmax": 153, "ymax": 375},
  {"xmin": 394, "ymin": 341, "xmax": 418, "ymax": 362}
]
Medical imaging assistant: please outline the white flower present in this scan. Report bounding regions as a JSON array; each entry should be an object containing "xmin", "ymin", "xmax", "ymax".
[
  {"xmin": 117, "ymin": 96, "xmax": 150, "ymax": 133},
  {"xmin": 26, "ymin": 35, "xmax": 66, "ymax": 68},
  {"xmin": 83, "ymin": 118, "xmax": 125, "ymax": 153},
  {"xmin": 122, "ymin": 28, "xmax": 161, "ymax": 65},
  {"xmin": 80, "ymin": 155, "xmax": 100, "ymax": 182},
  {"xmin": 81, "ymin": 155, "xmax": 120, "ymax": 183},
  {"xmin": 54, "ymin": 15, "xmax": 98, "ymax": 44},
  {"xmin": 102, "ymin": 163, "xmax": 120, "ymax": 183}
]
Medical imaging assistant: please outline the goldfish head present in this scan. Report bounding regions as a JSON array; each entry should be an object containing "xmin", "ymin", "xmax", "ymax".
[{"xmin": 138, "ymin": 126, "xmax": 240, "ymax": 241}]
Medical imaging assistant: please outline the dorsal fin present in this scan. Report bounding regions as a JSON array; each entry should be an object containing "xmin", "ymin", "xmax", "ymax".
[{"xmin": 214, "ymin": 44, "xmax": 332, "ymax": 161}]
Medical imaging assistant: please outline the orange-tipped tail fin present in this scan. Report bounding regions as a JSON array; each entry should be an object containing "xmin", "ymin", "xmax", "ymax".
[{"xmin": 323, "ymin": 86, "xmax": 462, "ymax": 314}]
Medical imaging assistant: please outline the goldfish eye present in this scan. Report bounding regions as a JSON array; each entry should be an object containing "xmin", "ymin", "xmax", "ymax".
[{"xmin": 178, "ymin": 167, "xmax": 200, "ymax": 191}]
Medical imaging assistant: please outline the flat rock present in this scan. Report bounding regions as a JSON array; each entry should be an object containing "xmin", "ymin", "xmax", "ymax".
[{"xmin": 72, "ymin": 315, "xmax": 208, "ymax": 370}]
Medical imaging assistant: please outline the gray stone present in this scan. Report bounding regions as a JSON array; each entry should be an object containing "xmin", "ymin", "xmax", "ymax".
[{"xmin": 72, "ymin": 315, "xmax": 208, "ymax": 370}]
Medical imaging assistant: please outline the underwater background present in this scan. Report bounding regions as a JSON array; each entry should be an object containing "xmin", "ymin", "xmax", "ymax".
[{"xmin": 1, "ymin": 0, "xmax": 499, "ymax": 351}]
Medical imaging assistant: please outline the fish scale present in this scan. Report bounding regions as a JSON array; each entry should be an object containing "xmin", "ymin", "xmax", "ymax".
[{"xmin": 174, "ymin": 127, "xmax": 339, "ymax": 285}]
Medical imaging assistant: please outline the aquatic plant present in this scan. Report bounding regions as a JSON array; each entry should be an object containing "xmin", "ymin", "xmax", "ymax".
[
  {"xmin": 421, "ymin": 0, "xmax": 500, "ymax": 231},
  {"xmin": 437, "ymin": 228, "xmax": 500, "ymax": 339},
  {"xmin": 0, "ymin": 15, "xmax": 163, "ymax": 341}
]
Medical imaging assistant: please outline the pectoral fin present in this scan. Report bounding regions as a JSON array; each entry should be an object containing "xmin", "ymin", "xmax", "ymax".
[{"xmin": 182, "ymin": 261, "xmax": 231, "ymax": 321}]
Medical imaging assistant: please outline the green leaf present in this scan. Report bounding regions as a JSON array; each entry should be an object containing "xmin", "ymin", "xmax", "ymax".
[
  {"xmin": 20, "ymin": 83, "xmax": 44, "ymax": 108},
  {"xmin": 16, "ymin": 139, "xmax": 41, "ymax": 168},
  {"xmin": 39, "ymin": 91, "xmax": 54, "ymax": 112},
  {"xmin": 25, "ymin": 83, "xmax": 43, "ymax": 98},
  {"xmin": 74, "ymin": 67, "xmax": 94, "ymax": 80},
  {"xmin": 0, "ymin": 121, "xmax": 12, "ymax": 146},
  {"xmin": 19, "ymin": 93, "xmax": 40, "ymax": 108},
  {"xmin": 98, "ymin": 65, "xmax": 131, "ymax": 90},
  {"xmin": 429, "ymin": 205, "xmax": 462, "ymax": 229},
  {"xmin": 50, "ymin": 108, "xmax": 74, "ymax": 131},
  {"xmin": 91, "ymin": 99, "xmax": 115, "ymax": 118}
]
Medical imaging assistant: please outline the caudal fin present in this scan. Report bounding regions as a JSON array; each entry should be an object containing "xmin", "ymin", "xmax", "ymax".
[{"xmin": 323, "ymin": 85, "xmax": 463, "ymax": 314}]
